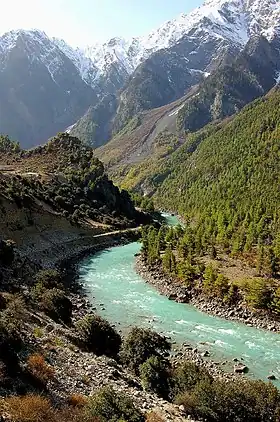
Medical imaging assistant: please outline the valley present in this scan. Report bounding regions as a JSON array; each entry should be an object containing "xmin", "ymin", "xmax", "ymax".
[{"xmin": 1, "ymin": 0, "xmax": 280, "ymax": 420}]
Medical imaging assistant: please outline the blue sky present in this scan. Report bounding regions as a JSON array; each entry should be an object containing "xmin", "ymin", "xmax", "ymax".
[{"xmin": 1, "ymin": 0, "xmax": 203, "ymax": 46}]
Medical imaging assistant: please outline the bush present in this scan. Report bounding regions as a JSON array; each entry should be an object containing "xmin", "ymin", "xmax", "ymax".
[
  {"xmin": 2, "ymin": 394, "xmax": 55, "ymax": 422},
  {"xmin": 140, "ymin": 355, "xmax": 170, "ymax": 398},
  {"xmin": 35, "ymin": 269, "xmax": 63, "ymax": 290},
  {"xmin": 121, "ymin": 327, "xmax": 171, "ymax": 374},
  {"xmin": 40, "ymin": 288, "xmax": 72, "ymax": 323},
  {"xmin": 27, "ymin": 354, "xmax": 55, "ymax": 385},
  {"xmin": 175, "ymin": 378, "xmax": 280, "ymax": 422},
  {"xmin": 0, "ymin": 298, "xmax": 24, "ymax": 369},
  {"xmin": 76, "ymin": 314, "xmax": 121, "ymax": 357},
  {"xmin": 171, "ymin": 361, "xmax": 213, "ymax": 400},
  {"xmin": 68, "ymin": 394, "xmax": 88, "ymax": 408},
  {"xmin": 120, "ymin": 327, "xmax": 171, "ymax": 374},
  {"xmin": 1, "ymin": 394, "xmax": 95, "ymax": 422},
  {"xmin": 86, "ymin": 386, "xmax": 144, "ymax": 422}
]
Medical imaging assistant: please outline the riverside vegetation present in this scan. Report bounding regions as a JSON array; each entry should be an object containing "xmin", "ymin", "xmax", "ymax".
[
  {"xmin": 1, "ymin": 128, "xmax": 280, "ymax": 420},
  {"xmin": 118, "ymin": 89, "xmax": 280, "ymax": 324},
  {"xmin": 0, "ymin": 245, "xmax": 280, "ymax": 422}
]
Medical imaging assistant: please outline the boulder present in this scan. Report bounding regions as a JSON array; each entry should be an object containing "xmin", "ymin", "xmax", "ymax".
[
  {"xmin": 267, "ymin": 374, "xmax": 277, "ymax": 380},
  {"xmin": 234, "ymin": 364, "xmax": 248, "ymax": 374}
]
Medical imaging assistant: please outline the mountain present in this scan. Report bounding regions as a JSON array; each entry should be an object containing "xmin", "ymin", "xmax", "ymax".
[
  {"xmin": 94, "ymin": 34, "xmax": 280, "ymax": 180},
  {"xmin": 176, "ymin": 34, "xmax": 280, "ymax": 133},
  {"xmin": 118, "ymin": 86, "xmax": 280, "ymax": 241},
  {"xmin": 0, "ymin": 0, "xmax": 280, "ymax": 148},
  {"xmin": 72, "ymin": 0, "xmax": 280, "ymax": 147},
  {"xmin": 0, "ymin": 30, "xmax": 96, "ymax": 148}
]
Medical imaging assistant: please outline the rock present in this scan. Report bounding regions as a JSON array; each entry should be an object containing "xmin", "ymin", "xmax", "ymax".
[
  {"xmin": 179, "ymin": 404, "xmax": 185, "ymax": 412},
  {"xmin": 234, "ymin": 364, "xmax": 248, "ymax": 374},
  {"xmin": 232, "ymin": 358, "xmax": 239, "ymax": 362},
  {"xmin": 268, "ymin": 374, "xmax": 277, "ymax": 380},
  {"xmin": 201, "ymin": 351, "xmax": 210, "ymax": 357}
]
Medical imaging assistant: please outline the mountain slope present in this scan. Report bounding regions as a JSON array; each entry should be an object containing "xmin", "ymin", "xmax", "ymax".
[
  {"xmin": 95, "ymin": 34, "xmax": 280, "ymax": 180},
  {"xmin": 0, "ymin": 133, "xmax": 143, "ymax": 230},
  {"xmin": 177, "ymin": 35, "xmax": 280, "ymax": 133},
  {"xmin": 0, "ymin": 30, "xmax": 96, "ymax": 148},
  {"xmin": 120, "ymin": 87, "xmax": 280, "ymax": 229},
  {"xmin": 72, "ymin": 0, "xmax": 280, "ymax": 147}
]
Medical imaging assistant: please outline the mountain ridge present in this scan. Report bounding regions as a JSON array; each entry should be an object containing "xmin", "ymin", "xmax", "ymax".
[{"xmin": 0, "ymin": 0, "xmax": 280, "ymax": 147}]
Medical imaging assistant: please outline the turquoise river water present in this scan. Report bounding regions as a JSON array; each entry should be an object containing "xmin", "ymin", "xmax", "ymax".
[{"xmin": 78, "ymin": 214, "xmax": 280, "ymax": 385}]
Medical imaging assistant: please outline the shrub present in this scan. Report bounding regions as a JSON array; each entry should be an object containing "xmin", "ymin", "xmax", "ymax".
[
  {"xmin": 0, "ymin": 300, "xmax": 23, "ymax": 369},
  {"xmin": 86, "ymin": 386, "xmax": 144, "ymax": 422},
  {"xmin": 1, "ymin": 394, "xmax": 100, "ymax": 422},
  {"xmin": 35, "ymin": 269, "xmax": 63, "ymax": 290},
  {"xmin": 76, "ymin": 314, "xmax": 121, "ymax": 357},
  {"xmin": 27, "ymin": 353, "xmax": 55, "ymax": 385},
  {"xmin": 68, "ymin": 394, "xmax": 88, "ymax": 408},
  {"xmin": 40, "ymin": 288, "xmax": 72, "ymax": 323},
  {"xmin": 140, "ymin": 355, "xmax": 170, "ymax": 398},
  {"xmin": 243, "ymin": 278, "xmax": 272, "ymax": 309},
  {"xmin": 2, "ymin": 394, "xmax": 55, "ymax": 422},
  {"xmin": 175, "ymin": 378, "xmax": 280, "ymax": 422},
  {"xmin": 120, "ymin": 327, "xmax": 171, "ymax": 374},
  {"xmin": 171, "ymin": 361, "xmax": 213, "ymax": 400}
]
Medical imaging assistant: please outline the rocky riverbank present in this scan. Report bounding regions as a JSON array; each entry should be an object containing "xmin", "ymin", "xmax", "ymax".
[
  {"xmin": 22, "ymin": 292, "xmax": 191, "ymax": 422},
  {"xmin": 135, "ymin": 255, "xmax": 280, "ymax": 334}
]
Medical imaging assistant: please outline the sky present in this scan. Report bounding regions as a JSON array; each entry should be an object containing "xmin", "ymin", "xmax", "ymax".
[{"xmin": 0, "ymin": 0, "xmax": 203, "ymax": 47}]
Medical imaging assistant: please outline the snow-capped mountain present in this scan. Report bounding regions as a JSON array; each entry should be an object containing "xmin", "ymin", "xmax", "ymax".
[
  {"xmin": 61, "ymin": 0, "xmax": 280, "ymax": 85},
  {"xmin": 0, "ymin": 29, "xmax": 95, "ymax": 148},
  {"xmin": 0, "ymin": 0, "xmax": 279, "ymax": 148},
  {"xmin": 1, "ymin": 0, "xmax": 279, "ymax": 89}
]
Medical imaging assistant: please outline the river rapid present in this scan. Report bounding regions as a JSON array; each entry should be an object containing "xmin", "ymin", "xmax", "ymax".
[{"xmin": 78, "ymin": 214, "xmax": 280, "ymax": 385}]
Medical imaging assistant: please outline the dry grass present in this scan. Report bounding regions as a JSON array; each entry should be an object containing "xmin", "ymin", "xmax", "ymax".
[
  {"xmin": 68, "ymin": 393, "xmax": 88, "ymax": 408},
  {"xmin": 2, "ymin": 395, "xmax": 55, "ymax": 422},
  {"xmin": 27, "ymin": 353, "xmax": 55, "ymax": 384},
  {"xmin": 146, "ymin": 411, "xmax": 165, "ymax": 422},
  {"xmin": 1, "ymin": 395, "xmax": 98, "ymax": 422}
]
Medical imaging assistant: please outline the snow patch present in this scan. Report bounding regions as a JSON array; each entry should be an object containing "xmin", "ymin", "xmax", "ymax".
[
  {"xmin": 0, "ymin": 0, "xmax": 279, "ymax": 88},
  {"xmin": 169, "ymin": 103, "xmax": 186, "ymax": 117}
]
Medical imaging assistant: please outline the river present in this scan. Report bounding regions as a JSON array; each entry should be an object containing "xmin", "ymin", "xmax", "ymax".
[{"xmin": 78, "ymin": 214, "xmax": 280, "ymax": 385}]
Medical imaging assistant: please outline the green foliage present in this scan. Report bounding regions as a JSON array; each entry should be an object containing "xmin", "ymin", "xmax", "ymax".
[
  {"xmin": 40, "ymin": 288, "xmax": 72, "ymax": 324},
  {"xmin": 86, "ymin": 386, "xmax": 144, "ymax": 422},
  {"xmin": 272, "ymin": 287, "xmax": 280, "ymax": 314},
  {"xmin": 202, "ymin": 265, "xmax": 218, "ymax": 295},
  {"xmin": 172, "ymin": 361, "xmax": 213, "ymax": 399},
  {"xmin": 140, "ymin": 355, "xmax": 170, "ymax": 398},
  {"xmin": 134, "ymin": 89, "xmax": 280, "ymax": 271},
  {"xmin": 0, "ymin": 135, "xmax": 20, "ymax": 154},
  {"xmin": 130, "ymin": 193, "xmax": 155, "ymax": 212},
  {"xmin": 76, "ymin": 314, "xmax": 121, "ymax": 357},
  {"xmin": 243, "ymin": 278, "xmax": 272, "ymax": 310},
  {"xmin": 0, "ymin": 297, "xmax": 25, "ymax": 369},
  {"xmin": 120, "ymin": 327, "xmax": 171, "ymax": 374},
  {"xmin": 35, "ymin": 269, "xmax": 63, "ymax": 290},
  {"xmin": 162, "ymin": 245, "xmax": 176, "ymax": 274},
  {"xmin": 178, "ymin": 378, "xmax": 280, "ymax": 422}
]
